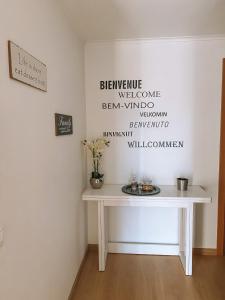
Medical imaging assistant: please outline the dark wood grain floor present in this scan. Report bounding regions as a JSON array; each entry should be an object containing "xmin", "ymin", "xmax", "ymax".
[{"xmin": 72, "ymin": 251, "xmax": 225, "ymax": 300}]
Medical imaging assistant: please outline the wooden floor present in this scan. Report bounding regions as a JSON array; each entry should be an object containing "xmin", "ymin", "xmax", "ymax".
[{"xmin": 71, "ymin": 251, "xmax": 225, "ymax": 300}]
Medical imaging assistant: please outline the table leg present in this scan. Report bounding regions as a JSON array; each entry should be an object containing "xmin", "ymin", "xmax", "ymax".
[
  {"xmin": 185, "ymin": 203, "xmax": 193, "ymax": 275},
  {"xmin": 179, "ymin": 204, "xmax": 194, "ymax": 276},
  {"xmin": 98, "ymin": 200, "xmax": 108, "ymax": 271},
  {"xmin": 178, "ymin": 207, "xmax": 185, "ymax": 257}
]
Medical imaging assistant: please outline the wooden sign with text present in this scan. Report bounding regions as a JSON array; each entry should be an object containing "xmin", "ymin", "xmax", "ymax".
[
  {"xmin": 8, "ymin": 41, "xmax": 47, "ymax": 91},
  {"xmin": 55, "ymin": 113, "xmax": 73, "ymax": 136}
]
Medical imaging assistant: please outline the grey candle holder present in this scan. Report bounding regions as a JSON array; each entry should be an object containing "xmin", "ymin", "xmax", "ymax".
[{"xmin": 177, "ymin": 177, "xmax": 188, "ymax": 191}]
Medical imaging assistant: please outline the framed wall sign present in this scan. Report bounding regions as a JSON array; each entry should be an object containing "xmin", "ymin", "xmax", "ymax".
[
  {"xmin": 55, "ymin": 113, "xmax": 73, "ymax": 136},
  {"xmin": 8, "ymin": 40, "xmax": 47, "ymax": 91}
]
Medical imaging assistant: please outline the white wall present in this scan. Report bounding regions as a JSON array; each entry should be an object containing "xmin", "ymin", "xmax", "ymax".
[
  {"xmin": 85, "ymin": 37, "xmax": 225, "ymax": 248},
  {"xmin": 0, "ymin": 1, "xmax": 87, "ymax": 299}
]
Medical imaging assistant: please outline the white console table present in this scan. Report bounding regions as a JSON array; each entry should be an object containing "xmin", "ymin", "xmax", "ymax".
[{"xmin": 82, "ymin": 184, "xmax": 211, "ymax": 276}]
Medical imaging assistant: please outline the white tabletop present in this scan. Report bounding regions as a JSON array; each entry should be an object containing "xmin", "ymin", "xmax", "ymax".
[{"xmin": 82, "ymin": 184, "xmax": 211, "ymax": 204}]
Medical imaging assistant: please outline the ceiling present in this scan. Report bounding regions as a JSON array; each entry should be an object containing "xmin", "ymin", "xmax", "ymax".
[{"xmin": 60, "ymin": 0, "xmax": 225, "ymax": 41}]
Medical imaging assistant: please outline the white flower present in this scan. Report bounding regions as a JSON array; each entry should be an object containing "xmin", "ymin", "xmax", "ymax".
[{"xmin": 82, "ymin": 137, "xmax": 110, "ymax": 174}]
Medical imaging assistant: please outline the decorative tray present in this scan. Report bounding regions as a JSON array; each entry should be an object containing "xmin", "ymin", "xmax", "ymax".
[{"xmin": 122, "ymin": 184, "xmax": 160, "ymax": 196}]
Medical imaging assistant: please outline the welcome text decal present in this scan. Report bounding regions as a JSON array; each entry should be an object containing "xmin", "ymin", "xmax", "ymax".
[{"xmin": 99, "ymin": 79, "xmax": 184, "ymax": 149}]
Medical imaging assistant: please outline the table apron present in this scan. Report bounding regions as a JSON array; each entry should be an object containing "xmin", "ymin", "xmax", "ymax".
[{"xmin": 103, "ymin": 200, "xmax": 191, "ymax": 208}]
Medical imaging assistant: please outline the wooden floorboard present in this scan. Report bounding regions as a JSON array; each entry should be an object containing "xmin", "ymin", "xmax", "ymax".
[{"xmin": 71, "ymin": 251, "xmax": 225, "ymax": 300}]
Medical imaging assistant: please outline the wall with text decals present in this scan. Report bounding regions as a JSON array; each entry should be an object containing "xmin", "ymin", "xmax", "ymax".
[{"xmin": 85, "ymin": 37, "xmax": 225, "ymax": 248}]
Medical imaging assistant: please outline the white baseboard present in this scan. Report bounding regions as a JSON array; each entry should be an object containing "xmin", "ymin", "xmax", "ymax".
[{"xmin": 108, "ymin": 242, "xmax": 179, "ymax": 255}]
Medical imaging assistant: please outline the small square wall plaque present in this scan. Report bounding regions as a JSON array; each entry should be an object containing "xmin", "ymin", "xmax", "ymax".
[{"xmin": 55, "ymin": 113, "xmax": 73, "ymax": 136}]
